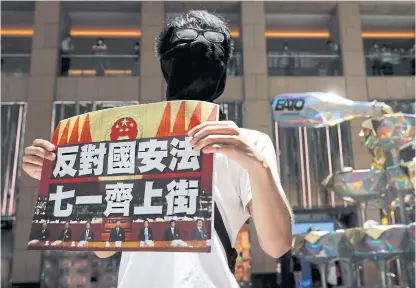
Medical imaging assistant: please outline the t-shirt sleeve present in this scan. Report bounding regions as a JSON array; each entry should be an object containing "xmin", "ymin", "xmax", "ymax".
[
  {"xmin": 258, "ymin": 133, "xmax": 282, "ymax": 186},
  {"xmin": 118, "ymin": 252, "xmax": 131, "ymax": 285},
  {"xmin": 238, "ymin": 132, "xmax": 281, "ymax": 214}
]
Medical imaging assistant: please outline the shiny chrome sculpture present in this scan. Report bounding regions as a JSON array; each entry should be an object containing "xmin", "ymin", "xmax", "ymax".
[
  {"xmin": 273, "ymin": 93, "xmax": 415, "ymax": 288},
  {"xmin": 272, "ymin": 92, "xmax": 415, "ymax": 225},
  {"xmin": 323, "ymin": 112, "xmax": 415, "ymax": 226},
  {"xmin": 292, "ymin": 225, "xmax": 413, "ymax": 288}
]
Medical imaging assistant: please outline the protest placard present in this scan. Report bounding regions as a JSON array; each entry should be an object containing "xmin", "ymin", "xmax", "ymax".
[{"xmin": 28, "ymin": 101, "xmax": 218, "ymax": 252}]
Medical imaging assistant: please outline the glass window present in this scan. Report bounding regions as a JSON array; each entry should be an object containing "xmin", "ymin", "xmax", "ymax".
[
  {"xmin": 219, "ymin": 102, "xmax": 244, "ymax": 127},
  {"xmin": 382, "ymin": 99, "xmax": 415, "ymax": 114},
  {"xmin": 1, "ymin": 103, "xmax": 26, "ymax": 219},
  {"xmin": 1, "ymin": 2, "xmax": 34, "ymax": 76},
  {"xmin": 363, "ymin": 38, "xmax": 414, "ymax": 76},
  {"xmin": 225, "ymin": 13, "xmax": 243, "ymax": 77},
  {"xmin": 274, "ymin": 122, "xmax": 353, "ymax": 208},
  {"xmin": 60, "ymin": 2, "xmax": 141, "ymax": 77},
  {"xmin": 265, "ymin": 4, "xmax": 342, "ymax": 77},
  {"xmin": 361, "ymin": 10, "xmax": 415, "ymax": 76}
]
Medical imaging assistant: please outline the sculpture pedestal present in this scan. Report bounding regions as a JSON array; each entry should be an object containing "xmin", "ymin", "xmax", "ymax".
[
  {"xmin": 357, "ymin": 202, "xmax": 368, "ymax": 227},
  {"xmin": 318, "ymin": 264, "xmax": 328, "ymax": 288}
]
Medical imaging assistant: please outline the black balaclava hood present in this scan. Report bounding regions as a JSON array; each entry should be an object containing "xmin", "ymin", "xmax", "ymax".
[{"xmin": 157, "ymin": 10, "xmax": 234, "ymax": 103}]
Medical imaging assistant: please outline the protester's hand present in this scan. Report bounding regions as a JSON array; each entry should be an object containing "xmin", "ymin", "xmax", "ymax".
[
  {"xmin": 22, "ymin": 139, "xmax": 56, "ymax": 180},
  {"xmin": 188, "ymin": 121, "xmax": 265, "ymax": 170}
]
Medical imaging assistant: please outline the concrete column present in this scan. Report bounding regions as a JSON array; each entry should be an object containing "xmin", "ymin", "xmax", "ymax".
[
  {"xmin": 139, "ymin": 2, "xmax": 165, "ymax": 104},
  {"xmin": 241, "ymin": 1, "xmax": 271, "ymax": 137},
  {"xmin": 330, "ymin": 2, "xmax": 367, "ymax": 80},
  {"xmin": 241, "ymin": 1, "xmax": 276, "ymax": 274},
  {"xmin": 11, "ymin": 1, "xmax": 64, "ymax": 284},
  {"xmin": 329, "ymin": 3, "xmax": 372, "ymax": 168}
]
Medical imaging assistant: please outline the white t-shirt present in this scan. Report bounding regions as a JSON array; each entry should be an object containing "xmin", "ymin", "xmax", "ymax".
[{"xmin": 118, "ymin": 129, "xmax": 280, "ymax": 288}]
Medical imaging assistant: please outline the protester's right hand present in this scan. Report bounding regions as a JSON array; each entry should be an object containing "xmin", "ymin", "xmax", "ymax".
[{"xmin": 22, "ymin": 139, "xmax": 56, "ymax": 180}]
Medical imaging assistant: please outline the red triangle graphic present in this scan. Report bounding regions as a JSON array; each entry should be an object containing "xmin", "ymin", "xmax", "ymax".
[
  {"xmin": 156, "ymin": 103, "xmax": 171, "ymax": 137},
  {"xmin": 188, "ymin": 102, "xmax": 202, "ymax": 130},
  {"xmin": 79, "ymin": 114, "xmax": 92, "ymax": 143},
  {"xmin": 207, "ymin": 105, "xmax": 219, "ymax": 121},
  {"xmin": 58, "ymin": 120, "xmax": 70, "ymax": 146},
  {"xmin": 172, "ymin": 102, "xmax": 186, "ymax": 135},
  {"xmin": 68, "ymin": 117, "xmax": 80, "ymax": 144},
  {"xmin": 51, "ymin": 122, "xmax": 61, "ymax": 146}
]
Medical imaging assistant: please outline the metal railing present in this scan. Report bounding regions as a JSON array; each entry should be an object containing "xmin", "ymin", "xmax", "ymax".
[
  {"xmin": 5, "ymin": 51, "xmax": 414, "ymax": 78},
  {"xmin": 227, "ymin": 52, "xmax": 243, "ymax": 76},
  {"xmin": 1, "ymin": 102, "xmax": 26, "ymax": 220},
  {"xmin": 365, "ymin": 54, "xmax": 415, "ymax": 76},
  {"xmin": 60, "ymin": 54, "xmax": 140, "ymax": 76},
  {"xmin": 1, "ymin": 54, "xmax": 31, "ymax": 76},
  {"xmin": 267, "ymin": 52, "xmax": 343, "ymax": 76},
  {"xmin": 60, "ymin": 52, "xmax": 244, "ymax": 77}
]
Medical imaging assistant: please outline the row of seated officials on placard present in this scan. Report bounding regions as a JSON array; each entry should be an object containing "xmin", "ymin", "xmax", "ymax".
[{"xmin": 32, "ymin": 219, "xmax": 209, "ymax": 242}]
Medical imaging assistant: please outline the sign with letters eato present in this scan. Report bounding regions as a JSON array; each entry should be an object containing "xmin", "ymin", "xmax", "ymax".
[
  {"xmin": 28, "ymin": 101, "xmax": 218, "ymax": 252},
  {"xmin": 274, "ymin": 99, "xmax": 305, "ymax": 111}
]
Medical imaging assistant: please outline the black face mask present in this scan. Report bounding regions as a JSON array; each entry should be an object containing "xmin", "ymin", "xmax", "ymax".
[{"xmin": 160, "ymin": 35, "xmax": 227, "ymax": 103}]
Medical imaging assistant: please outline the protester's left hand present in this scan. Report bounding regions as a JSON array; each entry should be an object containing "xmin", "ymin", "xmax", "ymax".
[{"xmin": 188, "ymin": 121, "xmax": 264, "ymax": 170}]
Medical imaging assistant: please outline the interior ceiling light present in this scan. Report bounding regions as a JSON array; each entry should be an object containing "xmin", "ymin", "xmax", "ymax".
[{"xmin": 0, "ymin": 28, "xmax": 414, "ymax": 39}]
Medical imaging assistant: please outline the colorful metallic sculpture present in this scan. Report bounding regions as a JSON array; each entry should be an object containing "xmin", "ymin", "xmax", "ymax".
[
  {"xmin": 273, "ymin": 92, "xmax": 415, "ymax": 288},
  {"xmin": 272, "ymin": 92, "xmax": 414, "ymax": 225}
]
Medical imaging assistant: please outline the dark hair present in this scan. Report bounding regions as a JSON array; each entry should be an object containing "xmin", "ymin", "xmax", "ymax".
[
  {"xmin": 97, "ymin": 37, "xmax": 104, "ymax": 43},
  {"xmin": 196, "ymin": 219, "xmax": 203, "ymax": 223},
  {"xmin": 170, "ymin": 219, "xmax": 176, "ymax": 224},
  {"xmin": 144, "ymin": 219, "xmax": 149, "ymax": 223},
  {"xmin": 283, "ymin": 42, "xmax": 289, "ymax": 46},
  {"xmin": 155, "ymin": 10, "xmax": 235, "ymax": 61},
  {"xmin": 326, "ymin": 40, "xmax": 333, "ymax": 45}
]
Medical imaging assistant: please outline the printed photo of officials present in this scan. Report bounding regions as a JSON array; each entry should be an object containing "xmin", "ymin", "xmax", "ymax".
[
  {"xmin": 33, "ymin": 222, "xmax": 50, "ymax": 241},
  {"xmin": 164, "ymin": 220, "xmax": 181, "ymax": 241},
  {"xmin": 80, "ymin": 222, "xmax": 95, "ymax": 241},
  {"xmin": 59, "ymin": 221, "xmax": 72, "ymax": 242},
  {"xmin": 29, "ymin": 218, "xmax": 212, "ymax": 245},
  {"xmin": 109, "ymin": 220, "xmax": 126, "ymax": 242},
  {"xmin": 191, "ymin": 219, "xmax": 208, "ymax": 240},
  {"xmin": 138, "ymin": 220, "xmax": 153, "ymax": 241}
]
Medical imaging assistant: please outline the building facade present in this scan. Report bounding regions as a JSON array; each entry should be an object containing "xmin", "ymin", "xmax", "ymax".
[{"xmin": 1, "ymin": 1, "xmax": 414, "ymax": 286}]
